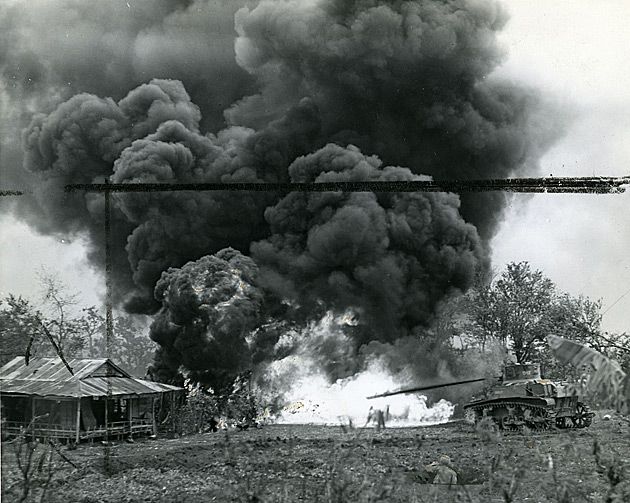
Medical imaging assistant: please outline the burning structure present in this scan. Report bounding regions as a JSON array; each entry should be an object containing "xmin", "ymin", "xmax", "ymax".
[
  {"xmin": 2, "ymin": 0, "xmax": 561, "ymax": 412},
  {"xmin": 0, "ymin": 357, "xmax": 182, "ymax": 441}
]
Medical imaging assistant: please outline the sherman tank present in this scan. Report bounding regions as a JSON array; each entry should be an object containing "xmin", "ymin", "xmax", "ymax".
[{"xmin": 463, "ymin": 363, "xmax": 594, "ymax": 430}]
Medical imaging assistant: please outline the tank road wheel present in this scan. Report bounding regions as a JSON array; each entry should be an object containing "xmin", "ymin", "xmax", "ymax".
[
  {"xmin": 512, "ymin": 407, "xmax": 526, "ymax": 431},
  {"xmin": 556, "ymin": 417, "xmax": 572, "ymax": 429},
  {"xmin": 529, "ymin": 408, "xmax": 551, "ymax": 430},
  {"xmin": 500, "ymin": 406, "xmax": 519, "ymax": 431},
  {"xmin": 573, "ymin": 403, "xmax": 593, "ymax": 428}
]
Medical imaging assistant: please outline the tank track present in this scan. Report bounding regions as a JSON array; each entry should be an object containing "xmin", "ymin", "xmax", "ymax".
[
  {"xmin": 466, "ymin": 401, "xmax": 593, "ymax": 431},
  {"xmin": 467, "ymin": 401, "xmax": 550, "ymax": 431}
]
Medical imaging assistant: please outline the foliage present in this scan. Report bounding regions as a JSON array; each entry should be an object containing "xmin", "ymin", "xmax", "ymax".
[
  {"xmin": 538, "ymin": 294, "xmax": 605, "ymax": 377},
  {"xmin": 0, "ymin": 272, "xmax": 87, "ymax": 364},
  {"xmin": 0, "ymin": 293, "xmax": 156, "ymax": 377},
  {"xmin": 465, "ymin": 262, "xmax": 556, "ymax": 363},
  {"xmin": 0, "ymin": 295, "xmax": 43, "ymax": 366},
  {"xmin": 223, "ymin": 372, "xmax": 262, "ymax": 426},
  {"xmin": 74, "ymin": 306, "xmax": 105, "ymax": 359},
  {"xmin": 461, "ymin": 262, "xmax": 628, "ymax": 375},
  {"xmin": 0, "ymin": 268, "xmax": 157, "ymax": 378},
  {"xmin": 92, "ymin": 314, "xmax": 157, "ymax": 377},
  {"xmin": 167, "ymin": 381, "xmax": 221, "ymax": 435},
  {"xmin": 0, "ymin": 292, "xmax": 84, "ymax": 366},
  {"xmin": 548, "ymin": 335, "xmax": 628, "ymax": 413},
  {"xmin": 167, "ymin": 372, "xmax": 264, "ymax": 436}
]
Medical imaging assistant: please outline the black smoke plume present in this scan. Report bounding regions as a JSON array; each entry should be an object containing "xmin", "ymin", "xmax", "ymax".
[
  {"xmin": 252, "ymin": 144, "xmax": 482, "ymax": 341},
  {"xmin": 148, "ymin": 248, "xmax": 263, "ymax": 389},
  {"xmin": 230, "ymin": 0, "xmax": 560, "ymax": 238},
  {"xmin": 2, "ymin": 0, "xmax": 561, "ymax": 387}
]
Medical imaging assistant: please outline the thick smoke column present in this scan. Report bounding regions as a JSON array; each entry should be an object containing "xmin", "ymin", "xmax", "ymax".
[
  {"xmin": 231, "ymin": 0, "xmax": 558, "ymax": 238},
  {"xmin": 149, "ymin": 248, "xmax": 263, "ymax": 389},
  {"xmin": 19, "ymin": 78, "xmax": 270, "ymax": 310},
  {"xmin": 252, "ymin": 144, "xmax": 482, "ymax": 340},
  {"xmin": 3, "ymin": 0, "xmax": 561, "ymax": 385},
  {"xmin": 18, "ymin": 79, "xmax": 320, "ymax": 310}
]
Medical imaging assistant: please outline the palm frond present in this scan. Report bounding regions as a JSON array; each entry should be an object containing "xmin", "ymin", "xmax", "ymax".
[{"xmin": 547, "ymin": 334, "xmax": 627, "ymax": 413}]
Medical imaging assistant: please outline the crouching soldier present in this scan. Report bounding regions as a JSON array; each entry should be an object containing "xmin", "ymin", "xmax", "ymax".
[{"xmin": 425, "ymin": 455, "xmax": 458, "ymax": 486}]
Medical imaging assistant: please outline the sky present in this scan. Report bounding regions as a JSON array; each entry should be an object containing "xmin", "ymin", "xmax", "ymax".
[
  {"xmin": 0, "ymin": 0, "xmax": 628, "ymax": 333},
  {"xmin": 489, "ymin": 0, "xmax": 630, "ymax": 333}
]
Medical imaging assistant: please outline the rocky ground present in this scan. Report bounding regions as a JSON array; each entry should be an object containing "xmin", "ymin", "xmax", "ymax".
[{"xmin": 2, "ymin": 410, "xmax": 629, "ymax": 502}]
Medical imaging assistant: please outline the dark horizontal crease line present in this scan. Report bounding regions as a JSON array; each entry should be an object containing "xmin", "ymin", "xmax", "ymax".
[
  {"xmin": 0, "ymin": 190, "xmax": 24, "ymax": 196},
  {"xmin": 64, "ymin": 176, "xmax": 630, "ymax": 193}
]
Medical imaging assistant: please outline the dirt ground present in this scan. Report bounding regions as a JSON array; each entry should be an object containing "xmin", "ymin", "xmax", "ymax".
[{"xmin": 2, "ymin": 410, "xmax": 629, "ymax": 503}]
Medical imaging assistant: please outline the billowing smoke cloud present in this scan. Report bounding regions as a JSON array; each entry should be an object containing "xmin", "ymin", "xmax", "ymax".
[
  {"xmin": 17, "ymin": 78, "xmax": 322, "ymax": 310},
  {"xmin": 252, "ymin": 144, "xmax": 482, "ymax": 340},
  {"xmin": 19, "ymin": 78, "xmax": 254, "ymax": 307},
  {"xmin": 0, "ymin": 0, "xmax": 253, "ymax": 209},
  {"xmin": 2, "ymin": 0, "xmax": 561, "ymax": 387},
  {"xmin": 0, "ymin": 0, "xmax": 251, "ymax": 130},
  {"xmin": 230, "ymin": 0, "xmax": 559, "ymax": 238},
  {"xmin": 148, "ymin": 248, "xmax": 263, "ymax": 390}
]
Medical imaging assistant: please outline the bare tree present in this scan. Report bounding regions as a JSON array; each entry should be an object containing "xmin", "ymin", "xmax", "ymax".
[
  {"xmin": 37, "ymin": 269, "xmax": 84, "ymax": 357},
  {"xmin": 0, "ymin": 271, "xmax": 88, "ymax": 365}
]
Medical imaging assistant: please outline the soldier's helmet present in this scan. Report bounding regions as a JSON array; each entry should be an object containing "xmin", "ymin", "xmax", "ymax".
[{"xmin": 438, "ymin": 455, "xmax": 453, "ymax": 467}]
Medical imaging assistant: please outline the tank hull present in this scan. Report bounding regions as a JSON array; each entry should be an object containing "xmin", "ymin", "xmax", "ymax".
[{"xmin": 463, "ymin": 364, "xmax": 594, "ymax": 430}]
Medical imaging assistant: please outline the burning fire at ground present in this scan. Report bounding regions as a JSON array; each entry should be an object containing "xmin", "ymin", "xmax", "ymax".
[
  {"xmin": 274, "ymin": 364, "xmax": 455, "ymax": 427},
  {"xmin": 258, "ymin": 313, "xmax": 455, "ymax": 427}
]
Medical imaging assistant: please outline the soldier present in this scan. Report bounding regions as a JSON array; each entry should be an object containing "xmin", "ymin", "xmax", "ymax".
[
  {"xmin": 365, "ymin": 406, "xmax": 387, "ymax": 431},
  {"xmin": 425, "ymin": 455, "xmax": 458, "ymax": 486}
]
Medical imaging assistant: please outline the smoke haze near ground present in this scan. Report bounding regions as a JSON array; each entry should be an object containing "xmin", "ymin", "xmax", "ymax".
[{"xmin": 1, "ymin": 0, "xmax": 561, "ymax": 389}]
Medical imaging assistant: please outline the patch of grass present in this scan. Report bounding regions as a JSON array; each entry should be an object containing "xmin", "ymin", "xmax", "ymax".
[{"xmin": 2, "ymin": 420, "xmax": 629, "ymax": 502}]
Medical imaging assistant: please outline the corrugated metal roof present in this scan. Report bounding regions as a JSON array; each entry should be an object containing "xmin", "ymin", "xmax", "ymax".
[
  {"xmin": 0, "ymin": 357, "xmax": 182, "ymax": 398},
  {"xmin": 0, "ymin": 378, "xmax": 83, "ymax": 397},
  {"xmin": 135, "ymin": 378, "xmax": 182, "ymax": 394},
  {"xmin": 77, "ymin": 377, "xmax": 182, "ymax": 397},
  {"xmin": 0, "ymin": 357, "xmax": 129, "ymax": 381}
]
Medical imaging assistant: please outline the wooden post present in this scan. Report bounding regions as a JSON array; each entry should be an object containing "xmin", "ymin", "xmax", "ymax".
[
  {"xmin": 170, "ymin": 392, "xmax": 175, "ymax": 432},
  {"xmin": 127, "ymin": 399, "xmax": 132, "ymax": 437},
  {"xmin": 152, "ymin": 397, "xmax": 157, "ymax": 436},
  {"xmin": 31, "ymin": 397, "xmax": 35, "ymax": 438},
  {"xmin": 75, "ymin": 398, "xmax": 81, "ymax": 443},
  {"xmin": 104, "ymin": 397, "xmax": 109, "ymax": 440}
]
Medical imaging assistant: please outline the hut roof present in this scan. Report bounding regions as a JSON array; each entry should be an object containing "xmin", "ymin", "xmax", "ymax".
[{"xmin": 0, "ymin": 357, "xmax": 182, "ymax": 398}]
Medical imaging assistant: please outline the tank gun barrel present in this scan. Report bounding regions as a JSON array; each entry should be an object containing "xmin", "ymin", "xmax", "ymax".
[{"xmin": 367, "ymin": 377, "xmax": 486, "ymax": 400}]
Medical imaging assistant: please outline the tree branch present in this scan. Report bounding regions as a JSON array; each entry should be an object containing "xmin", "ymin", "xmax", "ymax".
[{"xmin": 39, "ymin": 322, "xmax": 74, "ymax": 375}]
